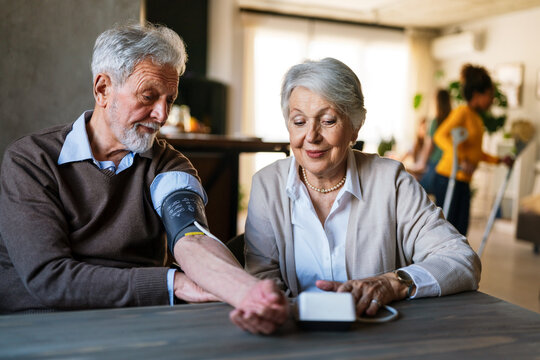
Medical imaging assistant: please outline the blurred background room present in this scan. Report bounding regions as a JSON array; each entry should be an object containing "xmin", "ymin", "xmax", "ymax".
[{"xmin": 1, "ymin": 0, "xmax": 539, "ymax": 312}]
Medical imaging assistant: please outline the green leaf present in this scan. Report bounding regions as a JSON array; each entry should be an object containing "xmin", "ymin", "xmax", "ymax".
[
  {"xmin": 413, "ymin": 93, "xmax": 423, "ymax": 110},
  {"xmin": 492, "ymin": 82, "xmax": 508, "ymax": 108},
  {"xmin": 480, "ymin": 112, "xmax": 506, "ymax": 134},
  {"xmin": 448, "ymin": 81, "xmax": 463, "ymax": 102},
  {"xmin": 377, "ymin": 137, "xmax": 396, "ymax": 156}
]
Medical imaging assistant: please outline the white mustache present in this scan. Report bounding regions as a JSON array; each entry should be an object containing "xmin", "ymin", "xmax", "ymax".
[{"xmin": 135, "ymin": 122, "xmax": 160, "ymax": 131}]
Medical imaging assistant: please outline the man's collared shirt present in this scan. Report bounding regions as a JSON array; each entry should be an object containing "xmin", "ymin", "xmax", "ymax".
[{"xmin": 58, "ymin": 111, "xmax": 208, "ymax": 305}]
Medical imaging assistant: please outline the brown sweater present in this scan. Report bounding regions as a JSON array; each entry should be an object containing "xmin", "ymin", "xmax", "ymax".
[{"xmin": 0, "ymin": 123, "xmax": 198, "ymax": 313}]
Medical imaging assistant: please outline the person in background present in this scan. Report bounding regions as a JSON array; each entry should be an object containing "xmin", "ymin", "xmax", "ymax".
[
  {"xmin": 395, "ymin": 117, "xmax": 427, "ymax": 180},
  {"xmin": 417, "ymin": 89, "xmax": 452, "ymax": 194},
  {"xmin": 244, "ymin": 58, "xmax": 481, "ymax": 317},
  {"xmin": 433, "ymin": 64, "xmax": 512, "ymax": 236},
  {"xmin": 0, "ymin": 22, "xmax": 288, "ymax": 334}
]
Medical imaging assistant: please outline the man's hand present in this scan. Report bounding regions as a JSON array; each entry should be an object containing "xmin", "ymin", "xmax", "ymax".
[
  {"xmin": 229, "ymin": 279, "xmax": 289, "ymax": 335},
  {"xmin": 174, "ymin": 271, "xmax": 221, "ymax": 303}
]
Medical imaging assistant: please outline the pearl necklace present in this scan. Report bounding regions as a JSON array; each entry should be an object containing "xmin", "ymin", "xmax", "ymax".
[{"xmin": 301, "ymin": 167, "xmax": 346, "ymax": 193}]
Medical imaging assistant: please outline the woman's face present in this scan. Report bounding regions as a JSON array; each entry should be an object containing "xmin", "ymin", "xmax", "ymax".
[
  {"xmin": 473, "ymin": 88, "xmax": 494, "ymax": 111},
  {"xmin": 287, "ymin": 86, "xmax": 358, "ymax": 179}
]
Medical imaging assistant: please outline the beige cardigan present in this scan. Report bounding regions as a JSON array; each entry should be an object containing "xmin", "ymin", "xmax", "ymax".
[{"xmin": 245, "ymin": 150, "xmax": 481, "ymax": 297}]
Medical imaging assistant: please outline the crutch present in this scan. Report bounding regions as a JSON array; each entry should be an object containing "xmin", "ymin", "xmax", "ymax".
[
  {"xmin": 442, "ymin": 127, "xmax": 469, "ymax": 218},
  {"xmin": 477, "ymin": 140, "xmax": 528, "ymax": 257}
]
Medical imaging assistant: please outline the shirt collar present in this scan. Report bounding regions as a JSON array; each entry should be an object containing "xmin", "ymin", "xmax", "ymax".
[
  {"xmin": 345, "ymin": 148, "xmax": 362, "ymax": 201},
  {"xmin": 286, "ymin": 148, "xmax": 362, "ymax": 201},
  {"xmin": 57, "ymin": 111, "xmax": 95, "ymax": 165},
  {"xmin": 285, "ymin": 156, "xmax": 301, "ymax": 201},
  {"xmin": 57, "ymin": 111, "xmax": 151, "ymax": 173}
]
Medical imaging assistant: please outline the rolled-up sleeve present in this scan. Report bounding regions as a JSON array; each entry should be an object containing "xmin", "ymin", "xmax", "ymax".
[{"xmin": 150, "ymin": 171, "xmax": 208, "ymax": 217}]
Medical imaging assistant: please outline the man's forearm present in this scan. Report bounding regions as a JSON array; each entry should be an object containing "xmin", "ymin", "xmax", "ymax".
[{"xmin": 173, "ymin": 235, "xmax": 257, "ymax": 308}]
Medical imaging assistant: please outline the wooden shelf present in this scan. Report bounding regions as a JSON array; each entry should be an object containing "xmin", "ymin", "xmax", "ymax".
[{"xmin": 161, "ymin": 134, "xmax": 289, "ymax": 241}]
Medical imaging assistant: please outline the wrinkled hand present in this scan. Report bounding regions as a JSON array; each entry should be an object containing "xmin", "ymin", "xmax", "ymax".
[
  {"xmin": 316, "ymin": 276, "xmax": 399, "ymax": 317},
  {"xmin": 229, "ymin": 279, "xmax": 289, "ymax": 335},
  {"xmin": 174, "ymin": 272, "xmax": 221, "ymax": 303}
]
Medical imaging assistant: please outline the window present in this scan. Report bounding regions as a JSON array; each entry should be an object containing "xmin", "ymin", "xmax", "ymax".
[{"xmin": 242, "ymin": 14, "xmax": 409, "ymax": 171}]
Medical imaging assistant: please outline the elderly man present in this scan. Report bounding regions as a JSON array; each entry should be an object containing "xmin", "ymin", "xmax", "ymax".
[{"xmin": 0, "ymin": 22, "xmax": 287, "ymax": 334}]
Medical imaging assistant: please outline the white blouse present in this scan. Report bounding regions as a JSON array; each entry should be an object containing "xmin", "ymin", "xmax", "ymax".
[{"xmin": 287, "ymin": 150, "xmax": 441, "ymax": 297}]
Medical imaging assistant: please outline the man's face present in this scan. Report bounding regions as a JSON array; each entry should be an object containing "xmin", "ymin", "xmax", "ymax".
[{"xmin": 107, "ymin": 59, "xmax": 179, "ymax": 153}]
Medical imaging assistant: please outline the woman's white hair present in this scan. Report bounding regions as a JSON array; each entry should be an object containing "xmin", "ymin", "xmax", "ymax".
[
  {"xmin": 280, "ymin": 57, "xmax": 366, "ymax": 131},
  {"xmin": 91, "ymin": 22, "xmax": 187, "ymax": 85}
]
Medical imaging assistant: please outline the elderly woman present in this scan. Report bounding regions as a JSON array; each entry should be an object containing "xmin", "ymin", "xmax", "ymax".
[{"xmin": 244, "ymin": 58, "xmax": 481, "ymax": 316}]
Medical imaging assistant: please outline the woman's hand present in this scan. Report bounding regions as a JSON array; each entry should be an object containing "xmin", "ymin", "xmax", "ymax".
[
  {"xmin": 499, "ymin": 155, "xmax": 514, "ymax": 168},
  {"xmin": 459, "ymin": 160, "xmax": 477, "ymax": 177},
  {"xmin": 316, "ymin": 274, "xmax": 404, "ymax": 316}
]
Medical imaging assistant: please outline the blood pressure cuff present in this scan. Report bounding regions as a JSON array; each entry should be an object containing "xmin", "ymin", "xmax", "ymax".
[{"xmin": 161, "ymin": 189, "xmax": 209, "ymax": 253}]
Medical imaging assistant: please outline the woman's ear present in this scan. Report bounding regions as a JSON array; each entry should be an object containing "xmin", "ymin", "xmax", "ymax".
[
  {"xmin": 350, "ymin": 122, "xmax": 360, "ymax": 143},
  {"xmin": 93, "ymin": 73, "xmax": 112, "ymax": 107},
  {"xmin": 351, "ymin": 131, "xmax": 359, "ymax": 143}
]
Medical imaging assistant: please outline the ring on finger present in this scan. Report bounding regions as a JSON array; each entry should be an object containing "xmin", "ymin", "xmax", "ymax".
[{"xmin": 371, "ymin": 299, "xmax": 382, "ymax": 307}]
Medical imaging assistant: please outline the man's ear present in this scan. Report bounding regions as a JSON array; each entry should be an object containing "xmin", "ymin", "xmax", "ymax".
[{"xmin": 94, "ymin": 73, "xmax": 112, "ymax": 107}]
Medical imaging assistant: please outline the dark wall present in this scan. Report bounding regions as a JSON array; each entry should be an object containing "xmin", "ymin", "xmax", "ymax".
[
  {"xmin": 178, "ymin": 77, "xmax": 227, "ymax": 135},
  {"xmin": 0, "ymin": 0, "xmax": 140, "ymax": 163},
  {"xmin": 145, "ymin": 0, "xmax": 227, "ymax": 135},
  {"xmin": 145, "ymin": 0, "xmax": 208, "ymax": 77}
]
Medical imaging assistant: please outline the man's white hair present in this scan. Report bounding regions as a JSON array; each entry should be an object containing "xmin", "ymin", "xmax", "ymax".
[{"xmin": 91, "ymin": 22, "xmax": 187, "ymax": 85}]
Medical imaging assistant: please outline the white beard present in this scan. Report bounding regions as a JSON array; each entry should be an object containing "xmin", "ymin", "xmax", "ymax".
[
  {"xmin": 116, "ymin": 122, "xmax": 158, "ymax": 153},
  {"xmin": 108, "ymin": 100, "xmax": 159, "ymax": 154}
]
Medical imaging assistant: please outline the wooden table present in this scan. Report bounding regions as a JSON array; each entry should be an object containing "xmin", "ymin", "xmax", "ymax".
[
  {"xmin": 1, "ymin": 291, "xmax": 539, "ymax": 359},
  {"xmin": 161, "ymin": 133, "xmax": 290, "ymax": 242}
]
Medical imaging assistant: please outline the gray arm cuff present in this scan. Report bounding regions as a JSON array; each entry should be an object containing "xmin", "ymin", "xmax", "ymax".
[{"xmin": 161, "ymin": 190, "xmax": 209, "ymax": 253}]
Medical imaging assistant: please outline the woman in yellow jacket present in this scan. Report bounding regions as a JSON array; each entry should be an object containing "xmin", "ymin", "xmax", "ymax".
[{"xmin": 433, "ymin": 64, "xmax": 508, "ymax": 236}]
